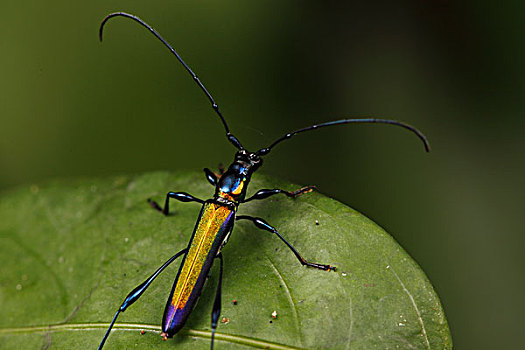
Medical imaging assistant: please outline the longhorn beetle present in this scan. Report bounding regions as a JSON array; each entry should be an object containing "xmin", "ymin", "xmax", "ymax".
[{"xmin": 97, "ymin": 12, "xmax": 430, "ymax": 350}]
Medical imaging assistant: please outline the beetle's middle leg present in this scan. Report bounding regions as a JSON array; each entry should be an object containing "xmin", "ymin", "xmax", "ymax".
[
  {"xmin": 148, "ymin": 192, "xmax": 204, "ymax": 216},
  {"xmin": 242, "ymin": 186, "xmax": 316, "ymax": 203},
  {"xmin": 236, "ymin": 215, "xmax": 335, "ymax": 271}
]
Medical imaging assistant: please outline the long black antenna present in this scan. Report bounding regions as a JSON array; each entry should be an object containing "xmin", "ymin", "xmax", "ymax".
[
  {"xmin": 99, "ymin": 12, "xmax": 243, "ymax": 150},
  {"xmin": 256, "ymin": 118, "xmax": 430, "ymax": 156}
]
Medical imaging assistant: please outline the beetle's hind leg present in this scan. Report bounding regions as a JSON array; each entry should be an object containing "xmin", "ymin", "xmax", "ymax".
[
  {"xmin": 97, "ymin": 248, "xmax": 187, "ymax": 350},
  {"xmin": 148, "ymin": 192, "xmax": 204, "ymax": 216},
  {"xmin": 242, "ymin": 186, "xmax": 317, "ymax": 203},
  {"xmin": 236, "ymin": 215, "xmax": 335, "ymax": 271},
  {"xmin": 210, "ymin": 253, "xmax": 224, "ymax": 350}
]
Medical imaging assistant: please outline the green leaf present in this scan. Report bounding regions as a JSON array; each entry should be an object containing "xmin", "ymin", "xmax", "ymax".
[{"xmin": 0, "ymin": 171, "xmax": 451, "ymax": 349}]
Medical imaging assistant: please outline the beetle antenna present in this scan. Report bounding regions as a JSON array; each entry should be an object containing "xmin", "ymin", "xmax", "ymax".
[
  {"xmin": 256, "ymin": 118, "xmax": 430, "ymax": 156},
  {"xmin": 99, "ymin": 12, "xmax": 244, "ymax": 150}
]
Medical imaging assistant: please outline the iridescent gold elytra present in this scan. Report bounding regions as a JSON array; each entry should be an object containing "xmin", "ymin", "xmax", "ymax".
[
  {"xmin": 171, "ymin": 203, "xmax": 232, "ymax": 310},
  {"xmin": 160, "ymin": 198, "xmax": 235, "ymax": 339}
]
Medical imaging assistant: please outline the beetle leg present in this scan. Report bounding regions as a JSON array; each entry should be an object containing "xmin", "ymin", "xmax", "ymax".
[
  {"xmin": 148, "ymin": 192, "xmax": 204, "ymax": 216},
  {"xmin": 210, "ymin": 252, "xmax": 224, "ymax": 350},
  {"xmin": 242, "ymin": 186, "xmax": 316, "ymax": 203},
  {"xmin": 203, "ymin": 164, "xmax": 225, "ymax": 187},
  {"xmin": 98, "ymin": 248, "xmax": 187, "ymax": 350},
  {"xmin": 236, "ymin": 215, "xmax": 335, "ymax": 271},
  {"xmin": 204, "ymin": 168, "xmax": 218, "ymax": 186},
  {"xmin": 217, "ymin": 163, "xmax": 225, "ymax": 176}
]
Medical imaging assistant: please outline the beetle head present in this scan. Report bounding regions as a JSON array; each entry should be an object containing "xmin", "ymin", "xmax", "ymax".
[{"xmin": 234, "ymin": 149, "xmax": 263, "ymax": 171}]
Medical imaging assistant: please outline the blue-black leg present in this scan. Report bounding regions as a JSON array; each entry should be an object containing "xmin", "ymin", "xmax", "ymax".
[
  {"xmin": 242, "ymin": 186, "xmax": 316, "ymax": 203},
  {"xmin": 204, "ymin": 168, "xmax": 218, "ymax": 186},
  {"xmin": 210, "ymin": 253, "xmax": 224, "ymax": 350},
  {"xmin": 97, "ymin": 248, "xmax": 187, "ymax": 350},
  {"xmin": 148, "ymin": 192, "xmax": 204, "ymax": 216},
  {"xmin": 217, "ymin": 163, "xmax": 225, "ymax": 176},
  {"xmin": 236, "ymin": 215, "xmax": 335, "ymax": 271}
]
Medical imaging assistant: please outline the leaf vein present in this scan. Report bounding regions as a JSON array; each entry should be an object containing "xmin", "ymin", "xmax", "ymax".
[
  {"xmin": 388, "ymin": 265, "xmax": 430, "ymax": 349},
  {"xmin": 266, "ymin": 257, "xmax": 303, "ymax": 348},
  {"xmin": 0, "ymin": 323, "xmax": 304, "ymax": 350}
]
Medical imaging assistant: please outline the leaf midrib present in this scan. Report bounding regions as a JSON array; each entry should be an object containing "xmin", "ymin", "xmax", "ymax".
[{"xmin": 0, "ymin": 323, "xmax": 304, "ymax": 350}]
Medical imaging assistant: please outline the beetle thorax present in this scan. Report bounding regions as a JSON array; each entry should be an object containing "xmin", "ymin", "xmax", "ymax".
[{"xmin": 215, "ymin": 150, "xmax": 262, "ymax": 204}]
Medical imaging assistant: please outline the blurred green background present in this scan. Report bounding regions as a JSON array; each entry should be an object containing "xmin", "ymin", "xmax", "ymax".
[{"xmin": 1, "ymin": 1, "xmax": 523, "ymax": 349}]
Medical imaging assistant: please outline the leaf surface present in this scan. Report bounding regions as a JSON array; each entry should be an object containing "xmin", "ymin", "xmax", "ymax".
[{"xmin": 0, "ymin": 172, "xmax": 451, "ymax": 349}]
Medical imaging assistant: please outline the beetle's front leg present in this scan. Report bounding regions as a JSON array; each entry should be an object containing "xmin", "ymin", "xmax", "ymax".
[
  {"xmin": 242, "ymin": 186, "xmax": 316, "ymax": 203},
  {"xmin": 203, "ymin": 164, "xmax": 226, "ymax": 187},
  {"xmin": 236, "ymin": 215, "xmax": 335, "ymax": 271},
  {"xmin": 148, "ymin": 192, "xmax": 204, "ymax": 216},
  {"xmin": 203, "ymin": 168, "xmax": 218, "ymax": 186}
]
